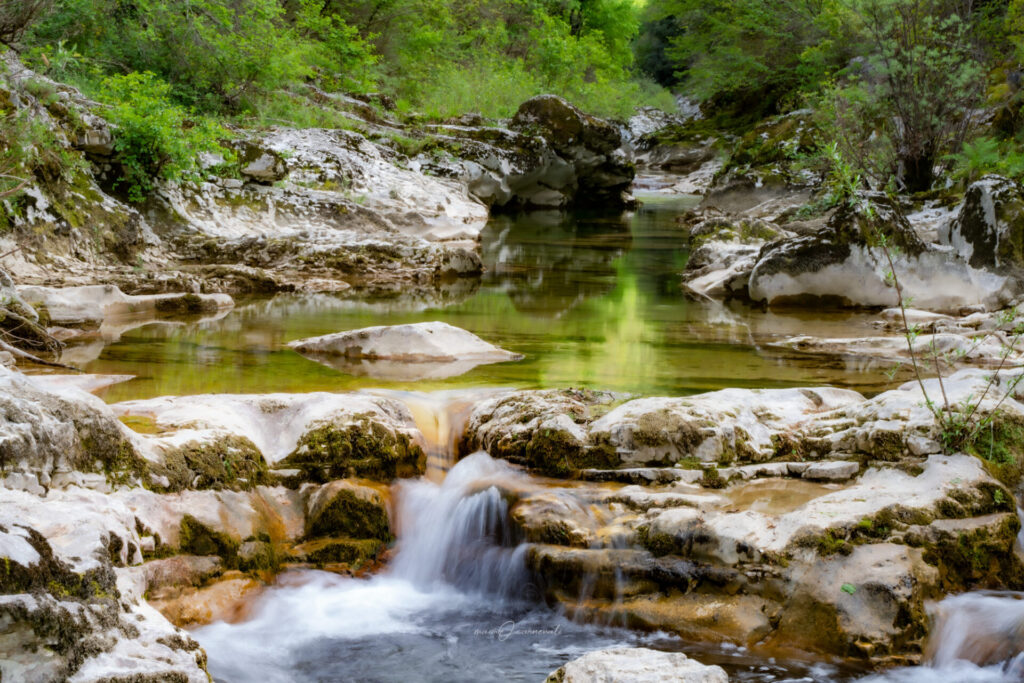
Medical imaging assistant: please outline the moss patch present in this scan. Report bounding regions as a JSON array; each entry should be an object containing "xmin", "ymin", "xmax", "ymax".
[
  {"xmin": 282, "ymin": 417, "xmax": 425, "ymax": 483},
  {"xmin": 306, "ymin": 488, "xmax": 392, "ymax": 541},
  {"xmin": 154, "ymin": 436, "xmax": 269, "ymax": 492},
  {"xmin": 178, "ymin": 515, "xmax": 239, "ymax": 567}
]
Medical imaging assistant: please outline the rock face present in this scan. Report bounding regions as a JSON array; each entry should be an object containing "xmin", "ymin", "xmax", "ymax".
[
  {"xmin": 745, "ymin": 196, "xmax": 1014, "ymax": 311},
  {"xmin": 0, "ymin": 367, "xmax": 427, "ymax": 679},
  {"xmin": 288, "ymin": 321, "xmax": 523, "ymax": 380},
  {"xmin": 545, "ymin": 647, "xmax": 728, "ymax": 683},
  {"xmin": 942, "ymin": 175, "xmax": 1024, "ymax": 272}
]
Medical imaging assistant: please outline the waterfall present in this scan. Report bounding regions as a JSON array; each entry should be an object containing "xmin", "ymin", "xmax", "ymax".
[
  {"xmin": 924, "ymin": 591, "xmax": 1024, "ymax": 672},
  {"xmin": 389, "ymin": 450, "xmax": 532, "ymax": 599}
]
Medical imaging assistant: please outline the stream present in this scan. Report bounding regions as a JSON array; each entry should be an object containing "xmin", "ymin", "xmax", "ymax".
[{"xmin": 53, "ymin": 193, "xmax": 1024, "ymax": 681}]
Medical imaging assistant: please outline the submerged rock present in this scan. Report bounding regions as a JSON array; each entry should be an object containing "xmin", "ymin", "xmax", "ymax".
[
  {"xmin": 545, "ymin": 647, "xmax": 728, "ymax": 683},
  {"xmin": 288, "ymin": 321, "xmax": 523, "ymax": 381}
]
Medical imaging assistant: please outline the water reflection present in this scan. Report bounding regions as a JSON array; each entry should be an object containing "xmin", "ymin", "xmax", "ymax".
[{"xmin": 63, "ymin": 195, "xmax": 900, "ymax": 402}]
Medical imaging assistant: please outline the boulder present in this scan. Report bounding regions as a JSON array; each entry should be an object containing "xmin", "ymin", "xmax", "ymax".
[
  {"xmin": 942, "ymin": 175, "xmax": 1024, "ymax": 273},
  {"xmin": 510, "ymin": 94, "xmax": 635, "ymax": 207},
  {"xmin": 113, "ymin": 391, "xmax": 426, "ymax": 483},
  {"xmin": 747, "ymin": 195, "xmax": 1014, "ymax": 311},
  {"xmin": 288, "ymin": 321, "xmax": 523, "ymax": 381},
  {"xmin": 545, "ymin": 647, "xmax": 728, "ymax": 683},
  {"xmin": 304, "ymin": 479, "xmax": 391, "ymax": 541}
]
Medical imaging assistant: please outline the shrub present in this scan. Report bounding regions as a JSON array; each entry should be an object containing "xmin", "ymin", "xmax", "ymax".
[{"xmin": 97, "ymin": 72, "xmax": 232, "ymax": 202}]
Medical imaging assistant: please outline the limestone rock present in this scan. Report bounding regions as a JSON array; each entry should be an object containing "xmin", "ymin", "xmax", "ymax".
[
  {"xmin": 289, "ymin": 321, "xmax": 523, "ymax": 381},
  {"xmin": 942, "ymin": 175, "xmax": 1024, "ymax": 272},
  {"xmin": 773, "ymin": 544, "xmax": 939, "ymax": 657},
  {"xmin": 18, "ymin": 284, "xmax": 233, "ymax": 327},
  {"xmin": 747, "ymin": 195, "xmax": 1014, "ymax": 311},
  {"xmin": 0, "ymin": 368, "xmax": 145, "ymax": 490},
  {"xmin": 545, "ymin": 647, "xmax": 728, "ymax": 683},
  {"xmin": 113, "ymin": 391, "xmax": 425, "ymax": 482},
  {"xmin": 510, "ymin": 94, "xmax": 635, "ymax": 207}
]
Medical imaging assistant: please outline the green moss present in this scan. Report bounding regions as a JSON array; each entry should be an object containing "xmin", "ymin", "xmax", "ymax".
[
  {"xmin": 282, "ymin": 417, "xmax": 425, "ymax": 483},
  {"xmin": 912, "ymin": 515, "xmax": 1024, "ymax": 592},
  {"xmin": 306, "ymin": 489, "xmax": 392, "ymax": 541},
  {"xmin": 634, "ymin": 525, "xmax": 680, "ymax": 557},
  {"xmin": 868, "ymin": 431, "xmax": 905, "ymax": 462},
  {"xmin": 153, "ymin": 293, "xmax": 211, "ymax": 316},
  {"xmin": 968, "ymin": 414, "xmax": 1024, "ymax": 488},
  {"xmin": 289, "ymin": 537, "xmax": 384, "ymax": 567},
  {"xmin": 524, "ymin": 427, "xmax": 610, "ymax": 478},
  {"xmin": 701, "ymin": 466, "xmax": 727, "ymax": 489},
  {"xmin": 238, "ymin": 541, "xmax": 279, "ymax": 573},
  {"xmin": 178, "ymin": 515, "xmax": 239, "ymax": 567},
  {"xmin": 155, "ymin": 436, "xmax": 268, "ymax": 492},
  {"xmin": 102, "ymin": 439, "xmax": 149, "ymax": 488}
]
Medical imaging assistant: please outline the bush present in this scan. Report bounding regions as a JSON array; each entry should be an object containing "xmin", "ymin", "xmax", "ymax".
[{"xmin": 97, "ymin": 72, "xmax": 232, "ymax": 202}]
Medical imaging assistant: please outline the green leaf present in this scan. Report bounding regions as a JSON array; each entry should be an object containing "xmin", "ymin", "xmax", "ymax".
[{"xmin": 841, "ymin": 583, "xmax": 857, "ymax": 595}]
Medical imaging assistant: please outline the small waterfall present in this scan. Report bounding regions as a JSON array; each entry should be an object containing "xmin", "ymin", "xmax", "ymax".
[
  {"xmin": 372, "ymin": 388, "xmax": 501, "ymax": 480},
  {"xmin": 389, "ymin": 451, "xmax": 533, "ymax": 599},
  {"xmin": 924, "ymin": 591, "xmax": 1024, "ymax": 672}
]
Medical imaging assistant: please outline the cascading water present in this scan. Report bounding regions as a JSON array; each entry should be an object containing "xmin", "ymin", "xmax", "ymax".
[
  {"xmin": 861, "ymin": 592, "xmax": 1024, "ymax": 682},
  {"xmin": 389, "ymin": 450, "xmax": 532, "ymax": 598}
]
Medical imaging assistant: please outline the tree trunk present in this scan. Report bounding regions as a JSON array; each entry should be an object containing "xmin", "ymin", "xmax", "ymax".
[{"xmin": 901, "ymin": 152, "xmax": 935, "ymax": 193}]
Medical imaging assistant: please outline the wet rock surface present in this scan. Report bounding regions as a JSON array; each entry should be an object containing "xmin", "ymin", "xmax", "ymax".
[{"xmin": 545, "ymin": 647, "xmax": 729, "ymax": 683}]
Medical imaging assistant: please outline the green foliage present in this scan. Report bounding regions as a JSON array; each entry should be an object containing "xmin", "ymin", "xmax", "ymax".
[
  {"xmin": 646, "ymin": 0, "xmax": 857, "ymax": 116},
  {"xmin": 96, "ymin": 72, "xmax": 232, "ymax": 202},
  {"xmin": 27, "ymin": 0, "xmax": 669, "ymax": 120},
  {"xmin": 947, "ymin": 136, "xmax": 1024, "ymax": 185}
]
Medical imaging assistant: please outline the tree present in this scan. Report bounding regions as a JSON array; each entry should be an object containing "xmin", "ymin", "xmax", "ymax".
[
  {"xmin": 0, "ymin": 0, "xmax": 52, "ymax": 45},
  {"xmin": 849, "ymin": 0, "xmax": 984, "ymax": 192}
]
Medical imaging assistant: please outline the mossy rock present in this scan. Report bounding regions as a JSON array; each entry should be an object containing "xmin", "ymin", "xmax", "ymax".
[
  {"xmin": 305, "ymin": 480, "xmax": 392, "ymax": 541},
  {"xmin": 282, "ymin": 417, "xmax": 425, "ymax": 484},
  {"xmin": 0, "ymin": 524, "xmax": 118, "ymax": 600},
  {"xmin": 908, "ymin": 513, "xmax": 1024, "ymax": 592},
  {"xmin": 153, "ymin": 294, "xmax": 217, "ymax": 316},
  {"xmin": 288, "ymin": 537, "xmax": 384, "ymax": 567},
  {"xmin": 178, "ymin": 515, "xmax": 239, "ymax": 567},
  {"xmin": 153, "ymin": 435, "xmax": 269, "ymax": 492},
  {"xmin": 237, "ymin": 540, "xmax": 279, "ymax": 573}
]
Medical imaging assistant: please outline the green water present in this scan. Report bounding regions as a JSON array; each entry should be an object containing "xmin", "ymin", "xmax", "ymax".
[{"xmin": 76, "ymin": 194, "xmax": 894, "ymax": 402}]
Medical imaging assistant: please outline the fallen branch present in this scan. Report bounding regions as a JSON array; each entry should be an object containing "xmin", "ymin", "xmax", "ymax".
[{"xmin": 0, "ymin": 338, "xmax": 81, "ymax": 372}]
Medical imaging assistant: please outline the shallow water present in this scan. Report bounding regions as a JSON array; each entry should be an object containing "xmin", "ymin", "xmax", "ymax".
[{"xmin": 70, "ymin": 195, "xmax": 896, "ymax": 403}]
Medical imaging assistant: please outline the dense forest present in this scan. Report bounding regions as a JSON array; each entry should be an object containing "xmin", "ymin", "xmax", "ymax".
[{"xmin": 2, "ymin": 0, "xmax": 1024, "ymax": 196}]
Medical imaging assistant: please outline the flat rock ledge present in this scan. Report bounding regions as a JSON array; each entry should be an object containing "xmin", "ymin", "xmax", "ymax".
[
  {"xmin": 545, "ymin": 647, "xmax": 728, "ymax": 683},
  {"xmin": 288, "ymin": 321, "xmax": 523, "ymax": 381}
]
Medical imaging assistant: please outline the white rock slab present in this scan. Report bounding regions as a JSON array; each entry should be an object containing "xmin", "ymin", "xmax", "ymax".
[
  {"xmin": 288, "ymin": 321, "xmax": 523, "ymax": 381},
  {"xmin": 546, "ymin": 647, "xmax": 728, "ymax": 683}
]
